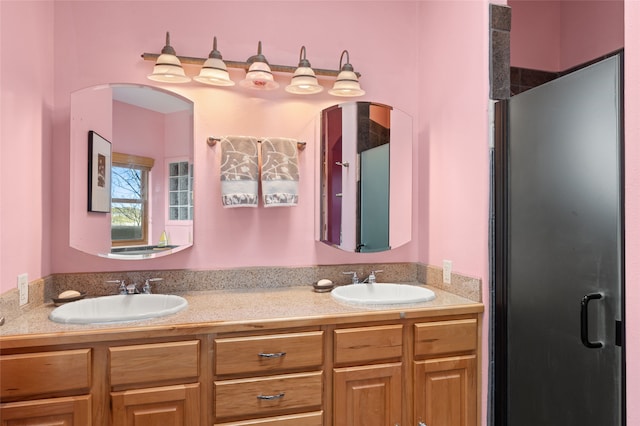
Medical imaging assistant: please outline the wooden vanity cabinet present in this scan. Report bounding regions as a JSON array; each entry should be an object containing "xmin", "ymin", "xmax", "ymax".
[
  {"xmin": 0, "ymin": 308, "xmax": 482, "ymax": 426},
  {"xmin": 413, "ymin": 318, "xmax": 479, "ymax": 426}
]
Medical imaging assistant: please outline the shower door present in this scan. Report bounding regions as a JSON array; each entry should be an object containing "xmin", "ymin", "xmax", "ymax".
[
  {"xmin": 495, "ymin": 53, "xmax": 624, "ymax": 426},
  {"xmin": 360, "ymin": 143, "xmax": 390, "ymax": 252}
]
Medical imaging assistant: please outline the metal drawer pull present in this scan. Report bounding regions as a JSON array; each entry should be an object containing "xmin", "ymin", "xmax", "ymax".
[
  {"xmin": 257, "ymin": 392, "xmax": 285, "ymax": 400},
  {"xmin": 258, "ymin": 351, "xmax": 286, "ymax": 358}
]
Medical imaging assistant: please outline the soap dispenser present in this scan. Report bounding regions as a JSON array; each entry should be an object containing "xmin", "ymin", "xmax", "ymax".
[{"xmin": 158, "ymin": 230, "xmax": 168, "ymax": 247}]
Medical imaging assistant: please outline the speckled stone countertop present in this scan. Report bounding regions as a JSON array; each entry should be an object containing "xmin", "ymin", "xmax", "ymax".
[{"xmin": 0, "ymin": 284, "xmax": 482, "ymax": 347}]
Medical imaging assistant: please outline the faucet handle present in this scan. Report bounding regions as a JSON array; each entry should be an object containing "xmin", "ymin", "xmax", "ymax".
[
  {"xmin": 106, "ymin": 279, "xmax": 127, "ymax": 295},
  {"xmin": 342, "ymin": 271, "xmax": 359, "ymax": 284},
  {"xmin": 142, "ymin": 278, "xmax": 163, "ymax": 294},
  {"xmin": 367, "ymin": 270, "xmax": 383, "ymax": 284}
]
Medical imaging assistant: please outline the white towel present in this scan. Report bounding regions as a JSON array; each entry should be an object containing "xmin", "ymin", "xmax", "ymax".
[
  {"xmin": 220, "ymin": 136, "xmax": 259, "ymax": 208},
  {"xmin": 260, "ymin": 137, "xmax": 299, "ymax": 207}
]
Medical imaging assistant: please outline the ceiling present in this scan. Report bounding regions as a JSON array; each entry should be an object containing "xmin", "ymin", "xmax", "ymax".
[{"xmin": 112, "ymin": 84, "xmax": 192, "ymax": 114}]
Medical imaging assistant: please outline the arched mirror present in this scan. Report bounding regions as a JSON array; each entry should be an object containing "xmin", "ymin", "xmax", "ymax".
[
  {"xmin": 319, "ymin": 102, "xmax": 412, "ymax": 252},
  {"xmin": 70, "ymin": 83, "xmax": 194, "ymax": 259}
]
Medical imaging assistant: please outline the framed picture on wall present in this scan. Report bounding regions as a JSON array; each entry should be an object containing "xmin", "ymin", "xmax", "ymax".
[{"xmin": 88, "ymin": 130, "xmax": 111, "ymax": 213}]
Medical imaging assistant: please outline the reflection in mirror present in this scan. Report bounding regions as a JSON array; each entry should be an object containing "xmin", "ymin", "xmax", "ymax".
[
  {"xmin": 70, "ymin": 84, "xmax": 194, "ymax": 259},
  {"xmin": 320, "ymin": 102, "xmax": 412, "ymax": 252}
]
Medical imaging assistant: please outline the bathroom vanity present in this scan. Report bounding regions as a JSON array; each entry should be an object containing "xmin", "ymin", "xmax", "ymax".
[{"xmin": 0, "ymin": 286, "xmax": 482, "ymax": 426}]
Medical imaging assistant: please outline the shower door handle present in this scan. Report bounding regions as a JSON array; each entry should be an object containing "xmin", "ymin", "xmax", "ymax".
[{"xmin": 580, "ymin": 292, "xmax": 603, "ymax": 349}]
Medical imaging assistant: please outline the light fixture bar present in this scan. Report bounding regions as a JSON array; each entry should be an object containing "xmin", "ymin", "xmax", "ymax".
[{"xmin": 141, "ymin": 52, "xmax": 361, "ymax": 78}]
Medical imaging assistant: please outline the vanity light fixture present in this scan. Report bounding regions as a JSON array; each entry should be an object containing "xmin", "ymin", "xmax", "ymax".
[
  {"xmin": 238, "ymin": 41, "xmax": 279, "ymax": 90},
  {"xmin": 142, "ymin": 36, "xmax": 364, "ymax": 95},
  {"xmin": 285, "ymin": 46, "xmax": 323, "ymax": 95},
  {"xmin": 328, "ymin": 50, "xmax": 365, "ymax": 97},
  {"xmin": 147, "ymin": 32, "xmax": 191, "ymax": 83},
  {"xmin": 193, "ymin": 37, "xmax": 235, "ymax": 87}
]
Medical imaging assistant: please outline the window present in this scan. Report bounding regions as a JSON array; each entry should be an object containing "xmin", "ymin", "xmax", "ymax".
[
  {"xmin": 111, "ymin": 153, "xmax": 154, "ymax": 246},
  {"xmin": 168, "ymin": 160, "xmax": 194, "ymax": 221}
]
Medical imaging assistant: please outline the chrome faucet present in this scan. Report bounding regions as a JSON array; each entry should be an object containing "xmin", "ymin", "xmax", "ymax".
[
  {"xmin": 343, "ymin": 271, "xmax": 361, "ymax": 284},
  {"xmin": 107, "ymin": 278, "xmax": 163, "ymax": 295},
  {"xmin": 142, "ymin": 278, "xmax": 163, "ymax": 294},
  {"xmin": 342, "ymin": 270, "xmax": 383, "ymax": 284},
  {"xmin": 107, "ymin": 279, "xmax": 127, "ymax": 295},
  {"xmin": 125, "ymin": 282, "xmax": 140, "ymax": 294},
  {"xmin": 364, "ymin": 270, "xmax": 383, "ymax": 284}
]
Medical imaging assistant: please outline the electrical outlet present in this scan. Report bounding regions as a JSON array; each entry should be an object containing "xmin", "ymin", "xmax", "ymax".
[
  {"xmin": 443, "ymin": 260, "xmax": 452, "ymax": 285},
  {"xmin": 18, "ymin": 273, "xmax": 28, "ymax": 306}
]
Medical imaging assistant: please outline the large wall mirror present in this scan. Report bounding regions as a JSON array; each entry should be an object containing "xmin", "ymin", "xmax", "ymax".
[
  {"xmin": 70, "ymin": 83, "xmax": 194, "ymax": 259},
  {"xmin": 319, "ymin": 102, "xmax": 412, "ymax": 252}
]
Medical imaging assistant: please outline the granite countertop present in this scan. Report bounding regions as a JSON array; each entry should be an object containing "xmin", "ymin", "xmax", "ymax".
[{"xmin": 0, "ymin": 284, "xmax": 483, "ymax": 346}]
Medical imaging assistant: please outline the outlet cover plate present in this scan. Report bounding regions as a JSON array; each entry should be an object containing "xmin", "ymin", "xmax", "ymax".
[
  {"xmin": 18, "ymin": 273, "xmax": 28, "ymax": 306},
  {"xmin": 443, "ymin": 260, "xmax": 452, "ymax": 284}
]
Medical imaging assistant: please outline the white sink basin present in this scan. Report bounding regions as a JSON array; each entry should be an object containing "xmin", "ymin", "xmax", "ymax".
[
  {"xmin": 49, "ymin": 294, "xmax": 188, "ymax": 324},
  {"xmin": 331, "ymin": 283, "xmax": 436, "ymax": 305}
]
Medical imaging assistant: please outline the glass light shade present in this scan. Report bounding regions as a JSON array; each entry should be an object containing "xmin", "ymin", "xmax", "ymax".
[
  {"xmin": 148, "ymin": 53, "xmax": 190, "ymax": 83},
  {"xmin": 329, "ymin": 70, "xmax": 365, "ymax": 97},
  {"xmin": 285, "ymin": 66, "xmax": 323, "ymax": 95},
  {"xmin": 147, "ymin": 31, "xmax": 191, "ymax": 84},
  {"xmin": 194, "ymin": 57, "xmax": 235, "ymax": 86},
  {"xmin": 239, "ymin": 61, "xmax": 279, "ymax": 90}
]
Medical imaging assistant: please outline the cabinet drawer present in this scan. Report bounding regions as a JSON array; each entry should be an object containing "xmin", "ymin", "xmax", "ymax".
[
  {"xmin": 0, "ymin": 349, "xmax": 91, "ymax": 400},
  {"xmin": 215, "ymin": 411, "xmax": 323, "ymax": 426},
  {"xmin": 215, "ymin": 331, "xmax": 323, "ymax": 376},
  {"xmin": 334, "ymin": 325, "xmax": 403, "ymax": 365},
  {"xmin": 0, "ymin": 394, "xmax": 92, "ymax": 423},
  {"xmin": 109, "ymin": 340, "xmax": 199, "ymax": 388},
  {"xmin": 214, "ymin": 371, "xmax": 322, "ymax": 420},
  {"xmin": 414, "ymin": 319, "xmax": 477, "ymax": 357}
]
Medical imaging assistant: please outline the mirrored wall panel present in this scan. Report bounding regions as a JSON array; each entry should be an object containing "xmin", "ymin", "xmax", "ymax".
[
  {"xmin": 70, "ymin": 84, "xmax": 194, "ymax": 259},
  {"xmin": 319, "ymin": 102, "xmax": 412, "ymax": 252}
]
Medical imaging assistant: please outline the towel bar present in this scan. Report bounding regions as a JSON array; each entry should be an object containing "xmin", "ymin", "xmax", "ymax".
[{"xmin": 207, "ymin": 136, "xmax": 306, "ymax": 151}]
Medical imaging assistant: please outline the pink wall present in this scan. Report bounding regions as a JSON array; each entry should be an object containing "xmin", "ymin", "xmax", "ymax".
[
  {"xmin": 418, "ymin": 1, "xmax": 492, "ymax": 423},
  {"xmin": 45, "ymin": 1, "xmax": 420, "ymax": 275},
  {"xmin": 69, "ymin": 86, "xmax": 113, "ymax": 255},
  {"xmin": 0, "ymin": 1, "xmax": 54, "ymax": 293},
  {"xmin": 624, "ymin": 2, "xmax": 640, "ymax": 423},
  {"xmin": 510, "ymin": 0, "xmax": 562, "ymax": 70},
  {"xmin": 113, "ymin": 101, "xmax": 165, "ymax": 158},
  {"xmin": 559, "ymin": 1, "xmax": 624, "ymax": 70},
  {"xmin": 419, "ymin": 1, "xmax": 490, "ymax": 280},
  {"xmin": 510, "ymin": 0, "xmax": 624, "ymax": 71}
]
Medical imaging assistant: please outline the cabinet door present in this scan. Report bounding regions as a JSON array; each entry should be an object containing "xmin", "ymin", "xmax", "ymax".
[
  {"xmin": 333, "ymin": 363, "xmax": 402, "ymax": 426},
  {"xmin": 0, "ymin": 395, "xmax": 91, "ymax": 426},
  {"xmin": 111, "ymin": 383, "xmax": 200, "ymax": 426},
  {"xmin": 414, "ymin": 355, "xmax": 476, "ymax": 426}
]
